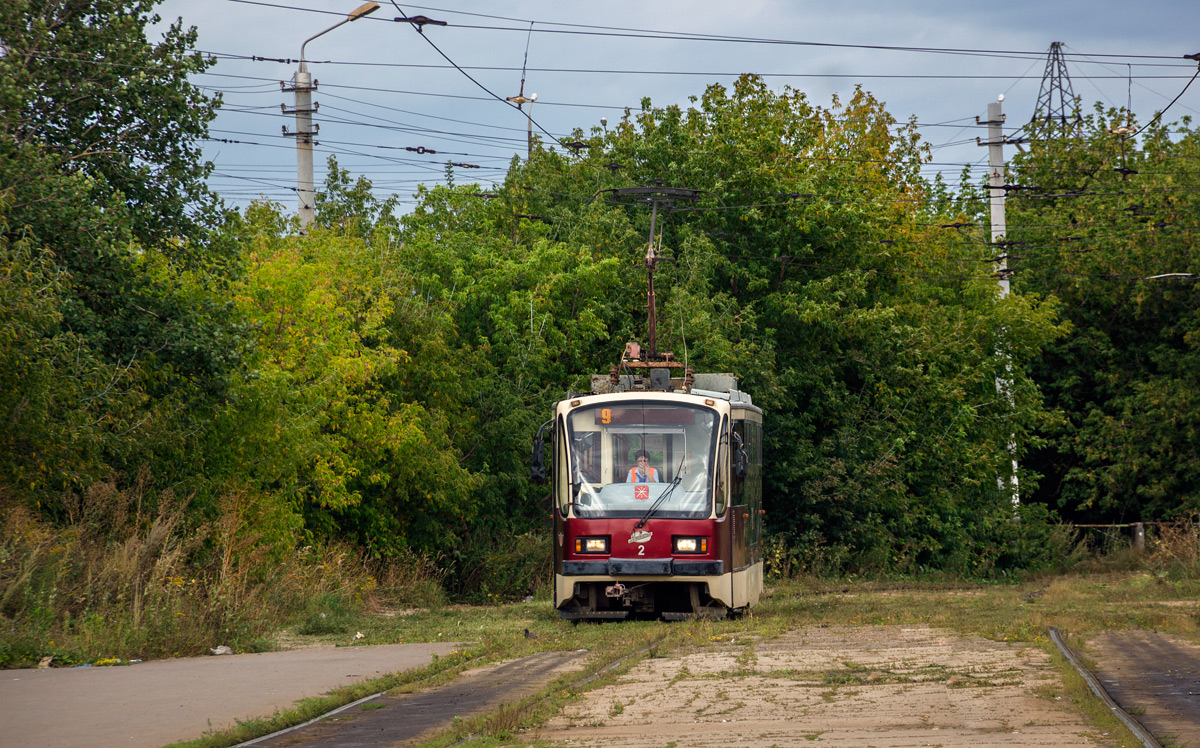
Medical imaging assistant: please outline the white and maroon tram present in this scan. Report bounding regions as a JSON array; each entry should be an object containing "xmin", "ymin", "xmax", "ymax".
[{"xmin": 533, "ymin": 343, "xmax": 763, "ymax": 620}]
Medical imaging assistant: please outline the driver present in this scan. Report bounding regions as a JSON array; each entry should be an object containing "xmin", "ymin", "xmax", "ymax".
[{"xmin": 625, "ymin": 450, "xmax": 661, "ymax": 483}]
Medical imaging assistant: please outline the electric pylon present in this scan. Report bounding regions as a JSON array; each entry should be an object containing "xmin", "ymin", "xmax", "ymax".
[{"xmin": 1027, "ymin": 42, "xmax": 1081, "ymax": 138}]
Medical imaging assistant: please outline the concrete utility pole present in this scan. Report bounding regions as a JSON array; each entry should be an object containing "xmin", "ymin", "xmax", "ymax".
[
  {"xmin": 984, "ymin": 98, "xmax": 1009, "ymax": 300},
  {"xmin": 283, "ymin": 2, "xmax": 379, "ymax": 229},
  {"xmin": 506, "ymin": 92, "xmax": 538, "ymax": 160},
  {"xmin": 978, "ymin": 96, "xmax": 1019, "ymax": 506}
]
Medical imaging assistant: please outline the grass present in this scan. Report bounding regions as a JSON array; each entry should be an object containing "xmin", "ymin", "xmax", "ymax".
[
  {"xmin": 7, "ymin": 506, "xmax": 1197, "ymax": 746},
  {"xmin": 769, "ymin": 570, "xmax": 1200, "ymax": 644},
  {"xmin": 156, "ymin": 567, "xmax": 1199, "ymax": 747}
]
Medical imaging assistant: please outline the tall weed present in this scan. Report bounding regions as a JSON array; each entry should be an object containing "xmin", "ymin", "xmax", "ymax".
[
  {"xmin": 1146, "ymin": 514, "xmax": 1200, "ymax": 580},
  {"xmin": 451, "ymin": 531, "xmax": 550, "ymax": 603},
  {"xmin": 0, "ymin": 476, "xmax": 378, "ymax": 667},
  {"xmin": 369, "ymin": 550, "xmax": 448, "ymax": 609}
]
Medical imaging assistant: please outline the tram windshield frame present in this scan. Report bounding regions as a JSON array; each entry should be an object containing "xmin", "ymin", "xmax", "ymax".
[{"xmin": 564, "ymin": 401, "xmax": 718, "ymax": 519}]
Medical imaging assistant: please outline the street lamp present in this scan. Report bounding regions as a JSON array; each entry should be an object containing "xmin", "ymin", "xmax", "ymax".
[
  {"xmin": 506, "ymin": 92, "xmax": 537, "ymax": 160},
  {"xmin": 285, "ymin": 1, "xmax": 379, "ymax": 228}
]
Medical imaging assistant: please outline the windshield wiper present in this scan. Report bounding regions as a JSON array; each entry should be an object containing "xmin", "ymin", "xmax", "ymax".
[{"xmin": 634, "ymin": 458, "xmax": 685, "ymax": 530}]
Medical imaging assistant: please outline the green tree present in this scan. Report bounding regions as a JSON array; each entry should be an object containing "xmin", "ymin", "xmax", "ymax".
[
  {"xmin": 0, "ymin": 0, "xmax": 223, "ymax": 251},
  {"xmin": 1006, "ymin": 106, "xmax": 1200, "ymax": 522},
  {"xmin": 314, "ymin": 155, "xmax": 401, "ymax": 238},
  {"xmin": 393, "ymin": 76, "xmax": 1067, "ymax": 575},
  {"xmin": 212, "ymin": 198, "xmax": 479, "ymax": 559},
  {"xmin": 0, "ymin": 0, "xmax": 243, "ymax": 510},
  {"xmin": 0, "ymin": 227, "xmax": 148, "ymax": 497},
  {"xmin": 391, "ymin": 183, "xmax": 632, "ymax": 591}
]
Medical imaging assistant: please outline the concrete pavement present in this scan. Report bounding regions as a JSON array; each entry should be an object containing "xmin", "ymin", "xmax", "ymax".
[{"xmin": 0, "ymin": 643, "xmax": 462, "ymax": 748}]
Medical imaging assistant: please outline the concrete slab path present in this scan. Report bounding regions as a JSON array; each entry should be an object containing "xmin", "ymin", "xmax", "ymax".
[{"xmin": 0, "ymin": 643, "xmax": 461, "ymax": 748}]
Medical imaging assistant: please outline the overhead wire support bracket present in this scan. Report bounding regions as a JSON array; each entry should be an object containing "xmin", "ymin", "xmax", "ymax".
[
  {"xmin": 984, "ymin": 184, "xmax": 1040, "ymax": 194},
  {"xmin": 282, "ymin": 124, "xmax": 319, "ymax": 141},
  {"xmin": 393, "ymin": 15, "xmax": 448, "ymax": 30}
]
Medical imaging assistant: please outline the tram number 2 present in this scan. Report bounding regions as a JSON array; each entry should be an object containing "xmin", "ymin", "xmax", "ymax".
[{"xmin": 638, "ymin": 545, "xmax": 645, "ymax": 556}]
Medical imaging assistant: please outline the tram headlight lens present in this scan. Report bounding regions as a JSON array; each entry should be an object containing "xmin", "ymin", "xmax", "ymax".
[
  {"xmin": 673, "ymin": 536, "xmax": 707, "ymax": 554},
  {"xmin": 575, "ymin": 536, "xmax": 609, "ymax": 554}
]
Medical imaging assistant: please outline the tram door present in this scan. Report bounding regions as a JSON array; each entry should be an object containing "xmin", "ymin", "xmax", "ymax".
[
  {"xmin": 551, "ymin": 415, "xmax": 569, "ymax": 604},
  {"xmin": 730, "ymin": 418, "xmax": 762, "ymax": 570}
]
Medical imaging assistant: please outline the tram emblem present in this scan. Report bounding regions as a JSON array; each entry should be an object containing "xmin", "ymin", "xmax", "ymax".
[
  {"xmin": 629, "ymin": 529, "xmax": 652, "ymax": 544},
  {"xmin": 634, "ymin": 485, "xmax": 650, "ymax": 500}
]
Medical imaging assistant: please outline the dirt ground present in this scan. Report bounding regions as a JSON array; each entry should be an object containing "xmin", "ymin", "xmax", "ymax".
[{"xmin": 530, "ymin": 624, "xmax": 1110, "ymax": 748}]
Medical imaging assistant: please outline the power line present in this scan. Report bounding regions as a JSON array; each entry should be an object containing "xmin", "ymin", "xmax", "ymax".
[
  {"xmin": 150, "ymin": 4, "xmax": 1200, "ymax": 213},
  {"xmin": 209, "ymin": 51, "xmax": 1199, "ymax": 81},
  {"xmin": 222, "ymin": 0, "xmax": 1194, "ymax": 65}
]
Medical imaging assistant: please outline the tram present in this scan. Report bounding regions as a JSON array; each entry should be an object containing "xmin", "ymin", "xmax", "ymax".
[{"xmin": 531, "ymin": 342, "xmax": 763, "ymax": 620}]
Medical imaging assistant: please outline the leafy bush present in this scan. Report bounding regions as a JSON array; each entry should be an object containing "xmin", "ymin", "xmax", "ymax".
[
  {"xmin": 450, "ymin": 531, "xmax": 551, "ymax": 603},
  {"xmin": 296, "ymin": 594, "xmax": 356, "ymax": 635}
]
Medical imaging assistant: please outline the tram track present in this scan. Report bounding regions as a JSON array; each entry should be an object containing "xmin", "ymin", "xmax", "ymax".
[
  {"xmin": 232, "ymin": 648, "xmax": 497, "ymax": 748},
  {"xmin": 1051, "ymin": 626, "xmax": 1200, "ymax": 748},
  {"xmin": 236, "ymin": 635, "xmax": 669, "ymax": 748},
  {"xmin": 228, "ymin": 622, "xmax": 1199, "ymax": 748},
  {"xmin": 1050, "ymin": 627, "xmax": 1164, "ymax": 748}
]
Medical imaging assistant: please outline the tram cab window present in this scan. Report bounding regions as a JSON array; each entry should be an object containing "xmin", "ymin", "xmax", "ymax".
[
  {"xmin": 611, "ymin": 434, "xmax": 670, "ymax": 483},
  {"xmin": 555, "ymin": 417, "xmax": 571, "ymax": 513},
  {"xmin": 715, "ymin": 416, "xmax": 728, "ymax": 517},
  {"xmin": 571, "ymin": 431, "xmax": 602, "ymax": 483},
  {"xmin": 564, "ymin": 402, "xmax": 718, "ymax": 519}
]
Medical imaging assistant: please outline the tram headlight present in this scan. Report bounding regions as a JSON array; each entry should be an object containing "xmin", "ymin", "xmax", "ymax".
[
  {"xmin": 574, "ymin": 536, "xmax": 609, "ymax": 554},
  {"xmin": 673, "ymin": 536, "xmax": 708, "ymax": 554}
]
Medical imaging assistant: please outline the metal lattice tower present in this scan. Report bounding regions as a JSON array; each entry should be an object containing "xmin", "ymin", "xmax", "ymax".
[{"xmin": 1028, "ymin": 42, "xmax": 1081, "ymax": 137}]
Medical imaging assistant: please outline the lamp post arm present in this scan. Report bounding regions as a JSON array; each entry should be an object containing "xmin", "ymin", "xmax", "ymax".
[
  {"xmin": 300, "ymin": 20, "xmax": 348, "ymax": 70},
  {"xmin": 299, "ymin": 2, "xmax": 379, "ymax": 70}
]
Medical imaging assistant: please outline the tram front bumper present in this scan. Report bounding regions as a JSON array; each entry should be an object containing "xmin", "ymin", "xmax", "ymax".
[{"xmin": 561, "ymin": 559, "xmax": 724, "ymax": 576}]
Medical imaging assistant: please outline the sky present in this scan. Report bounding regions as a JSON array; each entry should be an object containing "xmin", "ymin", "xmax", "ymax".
[{"xmin": 149, "ymin": 0, "xmax": 1200, "ymax": 215}]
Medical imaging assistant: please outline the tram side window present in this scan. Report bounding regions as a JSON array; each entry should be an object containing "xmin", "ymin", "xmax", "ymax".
[
  {"xmin": 746, "ymin": 420, "xmax": 763, "ymax": 554},
  {"xmin": 731, "ymin": 420, "xmax": 746, "ymax": 505}
]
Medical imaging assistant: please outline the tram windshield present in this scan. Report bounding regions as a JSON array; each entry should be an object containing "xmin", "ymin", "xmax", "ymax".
[{"xmin": 565, "ymin": 401, "xmax": 718, "ymax": 519}]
